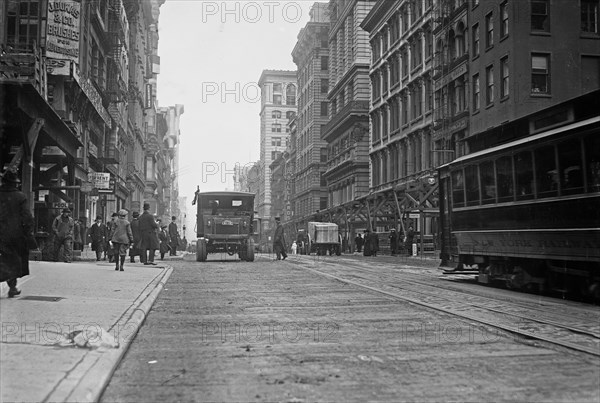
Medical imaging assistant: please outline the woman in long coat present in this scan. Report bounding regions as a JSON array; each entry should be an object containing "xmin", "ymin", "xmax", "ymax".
[{"xmin": 0, "ymin": 170, "xmax": 35, "ymax": 297}]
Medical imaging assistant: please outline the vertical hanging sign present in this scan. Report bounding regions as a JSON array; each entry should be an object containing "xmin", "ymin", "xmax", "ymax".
[{"xmin": 46, "ymin": 1, "xmax": 81, "ymax": 63}]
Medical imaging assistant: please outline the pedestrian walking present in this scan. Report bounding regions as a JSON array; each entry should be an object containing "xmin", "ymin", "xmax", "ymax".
[
  {"xmin": 106, "ymin": 213, "xmax": 119, "ymax": 263},
  {"xmin": 355, "ymin": 233, "xmax": 364, "ymax": 253},
  {"xmin": 52, "ymin": 208, "xmax": 74, "ymax": 263},
  {"xmin": 389, "ymin": 228, "xmax": 398, "ymax": 256},
  {"xmin": 405, "ymin": 226, "xmax": 415, "ymax": 256},
  {"xmin": 0, "ymin": 169, "xmax": 35, "ymax": 298},
  {"xmin": 159, "ymin": 225, "xmax": 170, "ymax": 260},
  {"xmin": 129, "ymin": 211, "xmax": 142, "ymax": 263},
  {"xmin": 168, "ymin": 216, "xmax": 179, "ymax": 256},
  {"xmin": 272, "ymin": 216, "xmax": 287, "ymax": 260},
  {"xmin": 110, "ymin": 209, "xmax": 134, "ymax": 271},
  {"xmin": 89, "ymin": 216, "xmax": 106, "ymax": 261},
  {"xmin": 139, "ymin": 203, "xmax": 159, "ymax": 265}
]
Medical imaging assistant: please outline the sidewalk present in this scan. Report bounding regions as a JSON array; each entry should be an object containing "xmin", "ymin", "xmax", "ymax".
[{"xmin": 0, "ymin": 257, "xmax": 174, "ymax": 403}]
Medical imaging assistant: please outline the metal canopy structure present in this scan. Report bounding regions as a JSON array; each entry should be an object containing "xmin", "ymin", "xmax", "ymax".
[{"xmin": 283, "ymin": 170, "xmax": 440, "ymax": 254}]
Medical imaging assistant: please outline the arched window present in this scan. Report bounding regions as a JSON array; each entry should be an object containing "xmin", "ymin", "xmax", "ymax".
[
  {"xmin": 286, "ymin": 84, "xmax": 296, "ymax": 105},
  {"xmin": 456, "ymin": 22, "xmax": 466, "ymax": 57},
  {"xmin": 272, "ymin": 110, "xmax": 282, "ymax": 119},
  {"xmin": 448, "ymin": 29, "xmax": 456, "ymax": 60},
  {"xmin": 286, "ymin": 111, "xmax": 296, "ymax": 120}
]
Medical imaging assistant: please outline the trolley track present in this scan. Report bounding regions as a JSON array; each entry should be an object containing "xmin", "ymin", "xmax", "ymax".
[{"xmin": 289, "ymin": 256, "xmax": 600, "ymax": 357}]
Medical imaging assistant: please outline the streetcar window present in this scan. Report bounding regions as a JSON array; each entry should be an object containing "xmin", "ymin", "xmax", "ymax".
[
  {"xmin": 535, "ymin": 145, "xmax": 558, "ymax": 198},
  {"xmin": 465, "ymin": 165, "xmax": 480, "ymax": 206},
  {"xmin": 496, "ymin": 156, "xmax": 514, "ymax": 202},
  {"xmin": 558, "ymin": 139, "xmax": 584, "ymax": 195},
  {"xmin": 480, "ymin": 161, "xmax": 496, "ymax": 204},
  {"xmin": 452, "ymin": 170, "xmax": 465, "ymax": 207},
  {"xmin": 515, "ymin": 151, "xmax": 534, "ymax": 200},
  {"xmin": 585, "ymin": 134, "xmax": 600, "ymax": 192}
]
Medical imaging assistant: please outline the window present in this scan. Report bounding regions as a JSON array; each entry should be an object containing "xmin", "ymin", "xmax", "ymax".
[
  {"xmin": 531, "ymin": 54, "xmax": 550, "ymax": 94},
  {"xmin": 321, "ymin": 78, "xmax": 329, "ymax": 94},
  {"xmin": 286, "ymin": 84, "xmax": 296, "ymax": 106},
  {"xmin": 425, "ymin": 29, "xmax": 433, "ymax": 59},
  {"xmin": 6, "ymin": 0, "xmax": 42, "ymax": 51},
  {"xmin": 465, "ymin": 165, "xmax": 480, "ymax": 206},
  {"xmin": 581, "ymin": 0, "xmax": 599, "ymax": 34},
  {"xmin": 480, "ymin": 161, "xmax": 496, "ymax": 204},
  {"xmin": 271, "ymin": 124, "xmax": 281, "ymax": 133},
  {"xmin": 272, "ymin": 110, "xmax": 281, "ymax": 119},
  {"xmin": 273, "ymin": 83, "xmax": 282, "ymax": 93},
  {"xmin": 321, "ymin": 56, "xmax": 329, "ymax": 70},
  {"xmin": 271, "ymin": 151, "xmax": 279, "ymax": 160},
  {"xmin": 585, "ymin": 133, "xmax": 600, "ymax": 191},
  {"xmin": 558, "ymin": 138, "xmax": 584, "ymax": 195},
  {"xmin": 531, "ymin": 0, "xmax": 550, "ymax": 32},
  {"xmin": 500, "ymin": 56, "xmax": 509, "ymax": 98},
  {"xmin": 271, "ymin": 137, "xmax": 282, "ymax": 146},
  {"xmin": 401, "ymin": 47, "xmax": 408, "ymax": 77},
  {"xmin": 496, "ymin": 156, "xmax": 514, "ymax": 202},
  {"xmin": 485, "ymin": 12, "xmax": 494, "ymax": 48},
  {"xmin": 535, "ymin": 145, "xmax": 558, "ymax": 198},
  {"xmin": 500, "ymin": 1, "xmax": 509, "ymax": 37},
  {"xmin": 486, "ymin": 65, "xmax": 494, "ymax": 105},
  {"xmin": 515, "ymin": 151, "xmax": 534, "ymax": 200},
  {"xmin": 320, "ymin": 102, "xmax": 328, "ymax": 117},
  {"xmin": 286, "ymin": 111, "xmax": 296, "ymax": 120},
  {"xmin": 473, "ymin": 73, "xmax": 480, "ymax": 110},
  {"xmin": 452, "ymin": 170, "xmax": 465, "ymax": 207},
  {"xmin": 273, "ymin": 94, "xmax": 282, "ymax": 105},
  {"xmin": 472, "ymin": 23, "xmax": 480, "ymax": 58}
]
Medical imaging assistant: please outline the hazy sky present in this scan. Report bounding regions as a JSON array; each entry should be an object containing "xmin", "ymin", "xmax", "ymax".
[{"xmin": 157, "ymin": 0, "xmax": 320, "ymax": 204}]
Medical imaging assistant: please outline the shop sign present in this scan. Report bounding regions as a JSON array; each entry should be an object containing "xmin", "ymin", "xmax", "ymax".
[
  {"xmin": 98, "ymin": 175, "xmax": 116, "ymax": 194},
  {"xmin": 145, "ymin": 84, "xmax": 153, "ymax": 109},
  {"xmin": 434, "ymin": 61, "xmax": 468, "ymax": 91},
  {"xmin": 80, "ymin": 181, "xmax": 93, "ymax": 193},
  {"xmin": 408, "ymin": 213, "xmax": 420, "ymax": 219},
  {"xmin": 46, "ymin": 58, "xmax": 71, "ymax": 76},
  {"xmin": 42, "ymin": 146, "xmax": 66, "ymax": 156},
  {"xmin": 72, "ymin": 68, "xmax": 112, "ymax": 127},
  {"xmin": 46, "ymin": 0, "xmax": 81, "ymax": 64},
  {"xmin": 51, "ymin": 202, "xmax": 70, "ymax": 209},
  {"xmin": 88, "ymin": 172, "xmax": 110, "ymax": 189}
]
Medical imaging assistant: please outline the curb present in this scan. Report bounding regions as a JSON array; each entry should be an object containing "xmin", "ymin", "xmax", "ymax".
[{"xmin": 43, "ymin": 266, "xmax": 174, "ymax": 403}]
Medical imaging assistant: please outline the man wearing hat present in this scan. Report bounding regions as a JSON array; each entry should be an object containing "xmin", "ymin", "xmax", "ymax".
[
  {"xmin": 272, "ymin": 216, "xmax": 287, "ymax": 261},
  {"xmin": 138, "ymin": 202, "xmax": 159, "ymax": 265},
  {"xmin": 129, "ymin": 211, "xmax": 142, "ymax": 263},
  {"xmin": 168, "ymin": 215, "xmax": 179, "ymax": 256},
  {"xmin": 52, "ymin": 207, "xmax": 74, "ymax": 263},
  {"xmin": 89, "ymin": 215, "xmax": 107, "ymax": 261},
  {"xmin": 0, "ymin": 169, "xmax": 35, "ymax": 297},
  {"xmin": 389, "ymin": 228, "xmax": 398, "ymax": 256}
]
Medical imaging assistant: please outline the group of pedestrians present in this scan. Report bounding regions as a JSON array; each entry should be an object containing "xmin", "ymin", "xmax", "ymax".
[
  {"xmin": 89, "ymin": 203, "xmax": 180, "ymax": 268},
  {"xmin": 354, "ymin": 226, "xmax": 415, "ymax": 257}
]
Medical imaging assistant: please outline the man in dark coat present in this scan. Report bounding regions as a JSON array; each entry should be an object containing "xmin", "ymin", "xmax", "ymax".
[
  {"xmin": 168, "ymin": 216, "xmax": 179, "ymax": 256},
  {"xmin": 52, "ymin": 208, "xmax": 74, "ymax": 263},
  {"xmin": 405, "ymin": 226, "xmax": 415, "ymax": 256},
  {"xmin": 272, "ymin": 216, "xmax": 287, "ymax": 260},
  {"xmin": 129, "ymin": 211, "xmax": 142, "ymax": 263},
  {"xmin": 0, "ymin": 170, "xmax": 34, "ymax": 297},
  {"xmin": 355, "ymin": 233, "xmax": 364, "ymax": 253},
  {"xmin": 389, "ymin": 228, "xmax": 398, "ymax": 256},
  {"xmin": 363, "ymin": 230, "xmax": 371, "ymax": 256},
  {"xmin": 89, "ymin": 216, "xmax": 106, "ymax": 261},
  {"xmin": 138, "ymin": 203, "xmax": 159, "ymax": 265}
]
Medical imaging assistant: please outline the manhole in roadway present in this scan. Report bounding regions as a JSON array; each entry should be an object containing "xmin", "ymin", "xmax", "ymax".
[{"xmin": 19, "ymin": 296, "xmax": 64, "ymax": 302}]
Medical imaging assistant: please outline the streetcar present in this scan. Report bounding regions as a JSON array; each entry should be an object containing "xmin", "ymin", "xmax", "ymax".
[
  {"xmin": 438, "ymin": 103, "xmax": 600, "ymax": 300},
  {"xmin": 194, "ymin": 191, "xmax": 256, "ymax": 262}
]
